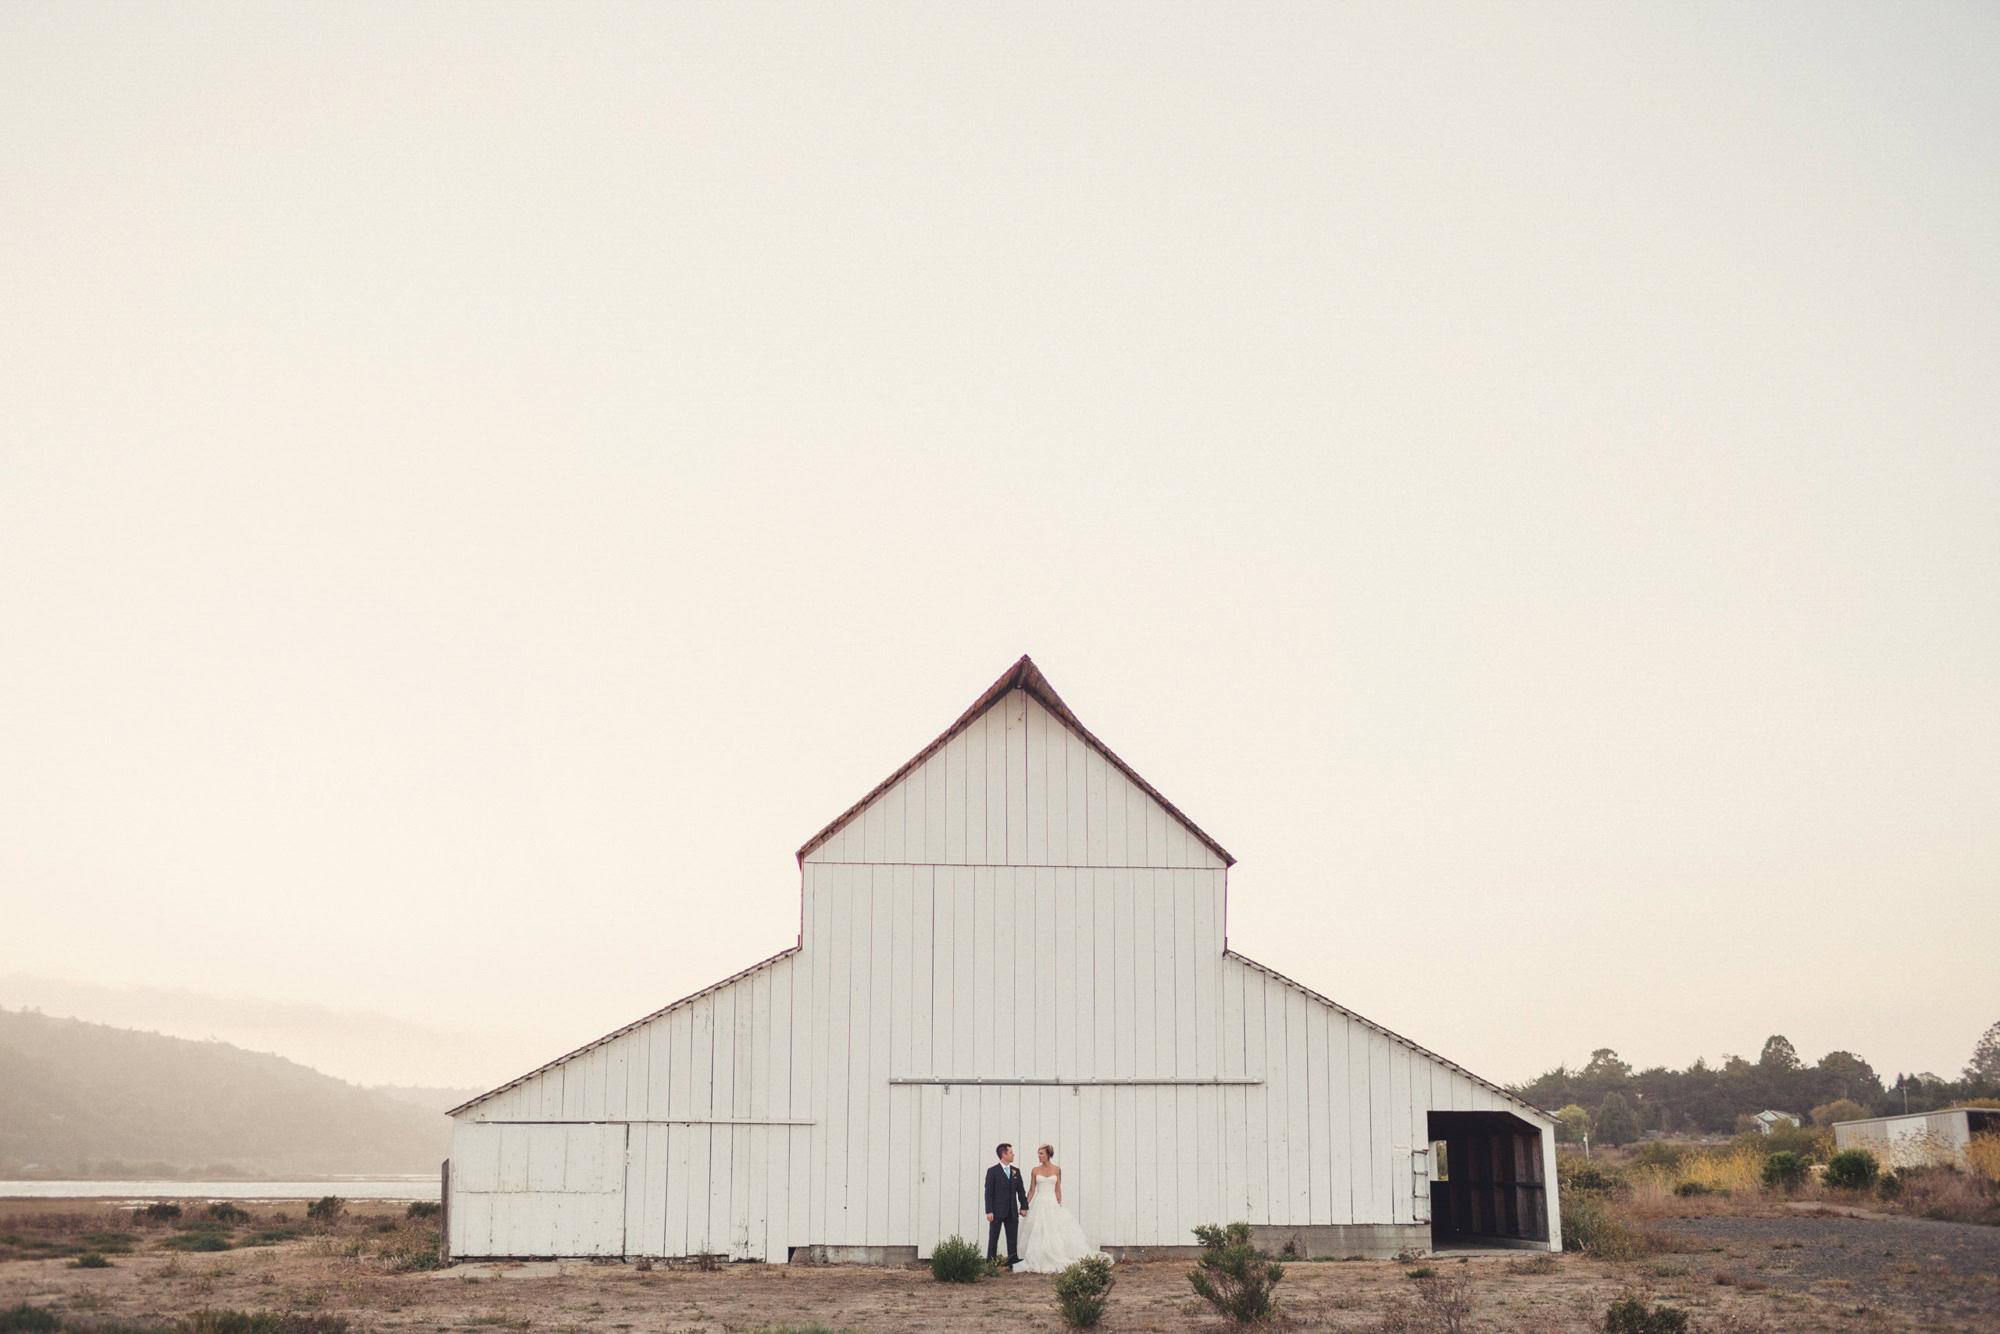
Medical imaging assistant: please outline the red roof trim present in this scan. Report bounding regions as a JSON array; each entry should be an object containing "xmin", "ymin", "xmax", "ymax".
[{"xmin": 794, "ymin": 655, "xmax": 1236, "ymax": 867}]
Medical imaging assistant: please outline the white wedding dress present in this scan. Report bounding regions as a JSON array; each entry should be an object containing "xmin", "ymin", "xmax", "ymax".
[{"xmin": 1015, "ymin": 1174, "xmax": 1110, "ymax": 1273}]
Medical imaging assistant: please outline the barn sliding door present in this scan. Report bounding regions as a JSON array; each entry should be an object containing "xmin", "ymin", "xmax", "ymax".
[{"xmin": 450, "ymin": 1122, "xmax": 629, "ymax": 1257}]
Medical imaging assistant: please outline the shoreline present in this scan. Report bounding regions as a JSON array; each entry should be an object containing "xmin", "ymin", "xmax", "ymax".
[{"xmin": 1, "ymin": 1178, "xmax": 439, "ymax": 1201}]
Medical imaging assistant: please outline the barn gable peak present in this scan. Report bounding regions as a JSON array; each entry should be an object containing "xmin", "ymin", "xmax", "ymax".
[{"xmin": 796, "ymin": 655, "xmax": 1235, "ymax": 867}]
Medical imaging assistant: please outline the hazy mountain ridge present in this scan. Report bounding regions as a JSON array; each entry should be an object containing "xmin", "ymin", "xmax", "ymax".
[
  {"xmin": 371, "ymin": 1084, "xmax": 484, "ymax": 1114},
  {"xmin": 0, "ymin": 1008, "xmax": 458, "ymax": 1176}
]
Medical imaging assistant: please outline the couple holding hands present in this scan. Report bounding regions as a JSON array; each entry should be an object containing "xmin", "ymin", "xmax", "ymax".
[{"xmin": 982, "ymin": 1142, "xmax": 1107, "ymax": 1274}]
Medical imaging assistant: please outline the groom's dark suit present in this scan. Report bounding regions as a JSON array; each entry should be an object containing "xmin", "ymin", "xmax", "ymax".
[{"xmin": 984, "ymin": 1160, "xmax": 1030, "ymax": 1265}]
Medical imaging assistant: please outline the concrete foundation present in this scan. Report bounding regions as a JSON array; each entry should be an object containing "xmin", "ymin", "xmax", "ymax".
[
  {"xmin": 788, "ymin": 1244, "xmax": 920, "ymax": 1266},
  {"xmin": 1252, "ymin": 1224, "xmax": 1432, "ymax": 1260}
]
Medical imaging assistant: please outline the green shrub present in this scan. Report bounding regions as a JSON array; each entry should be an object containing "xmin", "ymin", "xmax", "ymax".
[
  {"xmin": 1187, "ymin": 1222, "xmax": 1283, "ymax": 1326},
  {"xmin": 1672, "ymin": 1181, "xmax": 1714, "ymax": 1197},
  {"xmin": 1052, "ymin": 1255, "xmax": 1115, "ymax": 1329},
  {"xmin": 136, "ymin": 1203, "xmax": 183, "ymax": 1224},
  {"xmin": 304, "ymin": 1197, "xmax": 345, "ymax": 1225},
  {"xmin": 1604, "ymin": 1296, "xmax": 1688, "ymax": 1334},
  {"xmin": 1823, "ymin": 1149, "xmax": 1879, "ymax": 1190},
  {"xmin": 929, "ymin": 1235, "xmax": 983, "ymax": 1284},
  {"xmin": 161, "ymin": 1233, "xmax": 232, "ymax": 1252},
  {"xmin": 81, "ymin": 1232, "xmax": 138, "ymax": 1253},
  {"xmin": 1403, "ymin": 1265, "xmax": 1437, "ymax": 1279},
  {"xmin": 1761, "ymin": 1151, "xmax": 1809, "ymax": 1192},
  {"xmin": 0, "ymin": 1308, "xmax": 57, "ymax": 1334},
  {"xmin": 405, "ymin": 1201, "xmax": 441, "ymax": 1220},
  {"xmin": 205, "ymin": 1204, "xmax": 250, "ymax": 1225},
  {"xmin": 72, "ymin": 1251, "xmax": 113, "ymax": 1268}
]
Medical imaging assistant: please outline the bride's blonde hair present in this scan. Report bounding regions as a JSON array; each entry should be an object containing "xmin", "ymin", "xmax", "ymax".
[{"xmin": 1039, "ymin": 1144, "xmax": 1055, "ymax": 1162}]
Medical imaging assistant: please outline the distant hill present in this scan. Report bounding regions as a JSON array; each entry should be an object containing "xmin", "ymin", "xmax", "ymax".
[
  {"xmin": 0, "ymin": 1008, "xmax": 458, "ymax": 1177},
  {"xmin": 371, "ymin": 1084, "xmax": 483, "ymax": 1115}
]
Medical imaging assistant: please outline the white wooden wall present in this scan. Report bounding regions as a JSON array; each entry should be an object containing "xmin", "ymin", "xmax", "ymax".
[
  {"xmin": 449, "ymin": 1122, "xmax": 627, "ymax": 1256},
  {"xmin": 450, "ymin": 687, "xmax": 1557, "ymax": 1259},
  {"xmin": 456, "ymin": 952, "xmax": 809, "ymax": 1261},
  {"xmin": 803, "ymin": 691, "xmax": 1228, "ymax": 870}
]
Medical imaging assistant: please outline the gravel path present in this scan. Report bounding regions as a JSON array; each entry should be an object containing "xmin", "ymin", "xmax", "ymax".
[{"xmin": 1652, "ymin": 1213, "xmax": 2000, "ymax": 1327}]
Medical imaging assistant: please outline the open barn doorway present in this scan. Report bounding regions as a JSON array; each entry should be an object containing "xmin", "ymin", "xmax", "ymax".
[{"xmin": 1426, "ymin": 1111, "xmax": 1549, "ymax": 1250}]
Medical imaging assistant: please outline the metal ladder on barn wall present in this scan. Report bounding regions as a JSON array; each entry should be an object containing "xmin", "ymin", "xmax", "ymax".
[{"xmin": 1410, "ymin": 1147, "xmax": 1432, "ymax": 1224}]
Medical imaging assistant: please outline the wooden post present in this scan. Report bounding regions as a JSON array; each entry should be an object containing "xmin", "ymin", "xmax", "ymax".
[{"xmin": 438, "ymin": 1158, "xmax": 451, "ymax": 1267}]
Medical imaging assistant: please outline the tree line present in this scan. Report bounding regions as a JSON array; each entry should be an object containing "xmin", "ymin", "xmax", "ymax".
[{"xmin": 1511, "ymin": 1021, "xmax": 2000, "ymax": 1145}]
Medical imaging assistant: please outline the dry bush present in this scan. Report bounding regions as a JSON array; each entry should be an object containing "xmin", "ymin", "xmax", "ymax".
[
  {"xmin": 1677, "ymin": 1144, "xmax": 1765, "ymax": 1195},
  {"xmin": 1566, "ymin": 1191, "xmax": 1709, "ymax": 1259},
  {"xmin": 1966, "ymin": 1132, "xmax": 2000, "ymax": 1184},
  {"xmin": 372, "ymin": 1222, "xmax": 441, "ymax": 1272},
  {"xmin": 1881, "ymin": 1166, "xmax": 1998, "ymax": 1224},
  {"xmin": 1623, "ymin": 1142, "xmax": 1782, "ymax": 1216},
  {"xmin": 1376, "ymin": 1273, "xmax": 1473, "ymax": 1334}
]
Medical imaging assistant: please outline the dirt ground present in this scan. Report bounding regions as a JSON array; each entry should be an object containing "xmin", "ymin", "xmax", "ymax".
[{"xmin": 4, "ymin": 1198, "xmax": 1998, "ymax": 1333}]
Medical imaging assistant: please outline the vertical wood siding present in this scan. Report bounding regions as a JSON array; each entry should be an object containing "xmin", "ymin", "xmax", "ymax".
[{"xmin": 803, "ymin": 692, "xmax": 1227, "ymax": 870}]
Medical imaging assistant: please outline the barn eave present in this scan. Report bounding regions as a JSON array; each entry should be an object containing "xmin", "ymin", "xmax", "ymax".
[
  {"xmin": 1225, "ymin": 949, "xmax": 1554, "ymax": 1125},
  {"xmin": 444, "ymin": 945, "xmax": 800, "ymax": 1118}
]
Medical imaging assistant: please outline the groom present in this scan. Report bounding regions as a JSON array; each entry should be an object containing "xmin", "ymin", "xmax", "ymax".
[{"xmin": 983, "ymin": 1142, "xmax": 1029, "ymax": 1269}]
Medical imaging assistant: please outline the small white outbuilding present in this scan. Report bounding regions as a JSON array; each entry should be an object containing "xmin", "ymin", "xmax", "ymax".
[
  {"xmin": 444, "ymin": 657, "xmax": 1560, "ymax": 1262},
  {"xmin": 1834, "ymin": 1107, "xmax": 2000, "ymax": 1169}
]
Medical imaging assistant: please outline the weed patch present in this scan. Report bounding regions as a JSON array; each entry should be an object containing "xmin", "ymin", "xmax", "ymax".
[
  {"xmin": 0, "ymin": 1307, "xmax": 59, "ymax": 1334},
  {"xmin": 373, "ymin": 1224, "xmax": 441, "ymax": 1272},
  {"xmin": 1602, "ymin": 1295, "xmax": 1688, "ymax": 1334},
  {"xmin": 159, "ymin": 1234, "xmax": 232, "ymax": 1253}
]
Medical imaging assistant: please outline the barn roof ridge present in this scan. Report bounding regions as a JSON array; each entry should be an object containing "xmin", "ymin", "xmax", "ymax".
[
  {"xmin": 443, "ymin": 945, "xmax": 800, "ymax": 1118},
  {"xmin": 1224, "ymin": 948, "xmax": 1555, "ymax": 1124},
  {"xmin": 795, "ymin": 654, "xmax": 1236, "ymax": 867}
]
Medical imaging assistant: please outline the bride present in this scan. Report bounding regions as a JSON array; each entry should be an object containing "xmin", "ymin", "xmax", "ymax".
[{"xmin": 1016, "ymin": 1144, "xmax": 1110, "ymax": 1273}]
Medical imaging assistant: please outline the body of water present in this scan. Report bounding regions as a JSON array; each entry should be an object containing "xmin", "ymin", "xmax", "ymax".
[{"xmin": 0, "ymin": 1177, "xmax": 439, "ymax": 1201}]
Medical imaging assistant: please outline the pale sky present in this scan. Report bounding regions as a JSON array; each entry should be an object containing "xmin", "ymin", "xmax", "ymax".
[{"xmin": 3, "ymin": 3, "xmax": 1995, "ymax": 1095}]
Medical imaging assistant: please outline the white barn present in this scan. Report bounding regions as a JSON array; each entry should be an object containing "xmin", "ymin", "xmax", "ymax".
[{"xmin": 444, "ymin": 657, "xmax": 1560, "ymax": 1262}]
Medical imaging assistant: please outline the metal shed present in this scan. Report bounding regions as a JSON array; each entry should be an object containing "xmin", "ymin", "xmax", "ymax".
[{"xmin": 1833, "ymin": 1107, "xmax": 2000, "ymax": 1169}]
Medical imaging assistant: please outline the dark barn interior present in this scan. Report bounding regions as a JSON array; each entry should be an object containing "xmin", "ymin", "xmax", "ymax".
[{"xmin": 1427, "ymin": 1110, "xmax": 1550, "ymax": 1248}]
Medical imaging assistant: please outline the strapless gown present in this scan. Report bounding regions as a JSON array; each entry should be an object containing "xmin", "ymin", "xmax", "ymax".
[{"xmin": 1015, "ymin": 1178, "xmax": 1110, "ymax": 1273}]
